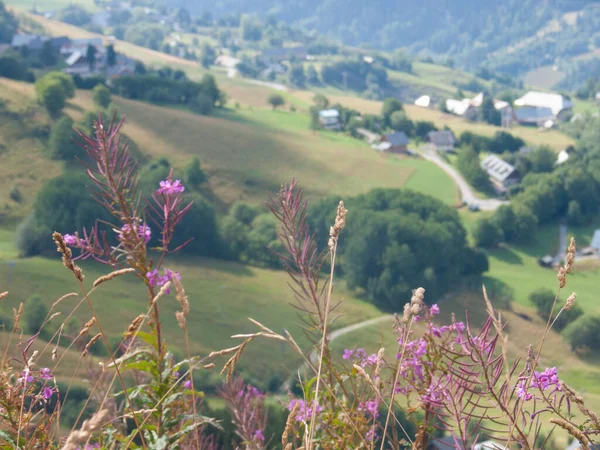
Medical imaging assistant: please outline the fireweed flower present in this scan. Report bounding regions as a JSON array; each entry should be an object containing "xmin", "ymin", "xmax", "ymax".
[
  {"xmin": 184, "ymin": 379, "xmax": 192, "ymax": 389},
  {"xmin": 288, "ymin": 399, "xmax": 323, "ymax": 422},
  {"xmin": 40, "ymin": 367, "xmax": 52, "ymax": 380},
  {"xmin": 146, "ymin": 268, "xmax": 181, "ymax": 294},
  {"xmin": 63, "ymin": 234, "xmax": 78, "ymax": 245},
  {"xmin": 366, "ymin": 428, "xmax": 378, "ymax": 442},
  {"xmin": 359, "ymin": 400, "xmax": 380, "ymax": 418},
  {"xmin": 43, "ymin": 387, "xmax": 54, "ymax": 400},
  {"xmin": 119, "ymin": 222, "xmax": 152, "ymax": 244},
  {"xmin": 157, "ymin": 179, "xmax": 185, "ymax": 195},
  {"xmin": 253, "ymin": 429, "xmax": 265, "ymax": 442},
  {"xmin": 430, "ymin": 304, "xmax": 440, "ymax": 315},
  {"xmin": 517, "ymin": 367, "xmax": 562, "ymax": 401},
  {"xmin": 19, "ymin": 370, "xmax": 34, "ymax": 384}
]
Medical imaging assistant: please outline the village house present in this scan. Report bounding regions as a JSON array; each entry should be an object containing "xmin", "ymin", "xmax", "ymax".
[
  {"xmin": 372, "ymin": 131, "xmax": 410, "ymax": 153},
  {"xmin": 473, "ymin": 440, "xmax": 506, "ymax": 450},
  {"xmin": 318, "ymin": 109, "xmax": 342, "ymax": 130},
  {"xmin": 446, "ymin": 98, "xmax": 478, "ymax": 120},
  {"xmin": 481, "ymin": 154, "xmax": 520, "ymax": 192},
  {"xmin": 426, "ymin": 130, "xmax": 456, "ymax": 152},
  {"xmin": 556, "ymin": 147, "xmax": 571, "ymax": 165},
  {"xmin": 414, "ymin": 95, "xmax": 431, "ymax": 108},
  {"xmin": 513, "ymin": 91, "xmax": 573, "ymax": 125}
]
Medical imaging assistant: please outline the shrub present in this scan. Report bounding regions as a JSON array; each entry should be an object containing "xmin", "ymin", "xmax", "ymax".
[
  {"xmin": 184, "ymin": 157, "xmax": 206, "ymax": 188},
  {"xmin": 563, "ymin": 315, "xmax": 600, "ymax": 351},
  {"xmin": 49, "ymin": 116, "xmax": 79, "ymax": 160},
  {"xmin": 35, "ymin": 78, "xmax": 66, "ymax": 116},
  {"xmin": 473, "ymin": 218, "xmax": 504, "ymax": 248},
  {"xmin": 23, "ymin": 294, "xmax": 48, "ymax": 336},
  {"xmin": 9, "ymin": 184, "xmax": 22, "ymax": 202},
  {"xmin": 92, "ymin": 84, "xmax": 111, "ymax": 109},
  {"xmin": 529, "ymin": 288, "xmax": 583, "ymax": 331}
]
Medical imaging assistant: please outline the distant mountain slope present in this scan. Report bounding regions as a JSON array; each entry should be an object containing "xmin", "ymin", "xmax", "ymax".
[{"xmin": 175, "ymin": 0, "xmax": 600, "ymax": 75}]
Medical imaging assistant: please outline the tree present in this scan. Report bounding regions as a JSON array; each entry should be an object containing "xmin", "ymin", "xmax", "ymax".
[
  {"xmin": 36, "ymin": 72, "xmax": 75, "ymax": 99},
  {"xmin": 0, "ymin": 2, "xmax": 18, "ymax": 44},
  {"xmin": 36, "ymin": 78, "xmax": 66, "ymax": 116},
  {"xmin": 529, "ymin": 288, "xmax": 583, "ymax": 331},
  {"xmin": 200, "ymin": 42, "xmax": 216, "ymax": 68},
  {"xmin": 288, "ymin": 63, "xmax": 306, "ymax": 87},
  {"xmin": 184, "ymin": 157, "xmax": 206, "ymax": 188},
  {"xmin": 188, "ymin": 93, "xmax": 213, "ymax": 115},
  {"xmin": 381, "ymin": 97, "xmax": 403, "ymax": 126},
  {"xmin": 563, "ymin": 315, "xmax": 600, "ymax": 352},
  {"xmin": 40, "ymin": 40, "xmax": 57, "ymax": 66},
  {"xmin": 414, "ymin": 121, "xmax": 437, "ymax": 139},
  {"xmin": 267, "ymin": 93, "xmax": 285, "ymax": 110},
  {"xmin": 529, "ymin": 146, "xmax": 556, "ymax": 173},
  {"xmin": 92, "ymin": 84, "xmax": 111, "ymax": 109},
  {"xmin": 49, "ymin": 116, "xmax": 79, "ymax": 160},
  {"xmin": 106, "ymin": 44, "xmax": 116, "ymax": 66},
  {"xmin": 312, "ymin": 93, "xmax": 329, "ymax": 110},
  {"xmin": 567, "ymin": 200, "xmax": 583, "ymax": 226},
  {"xmin": 328, "ymin": 188, "xmax": 477, "ymax": 310},
  {"xmin": 456, "ymin": 147, "xmax": 492, "ymax": 192},
  {"xmin": 170, "ymin": 193, "xmax": 222, "ymax": 257},
  {"xmin": 306, "ymin": 65, "xmax": 319, "ymax": 84},
  {"xmin": 240, "ymin": 15, "xmax": 262, "ymax": 41},
  {"xmin": 390, "ymin": 111, "xmax": 414, "ymax": 135},
  {"xmin": 86, "ymin": 44, "xmax": 98, "ymax": 71},
  {"xmin": 23, "ymin": 295, "xmax": 49, "ymax": 336},
  {"xmin": 0, "ymin": 53, "xmax": 32, "ymax": 81},
  {"xmin": 479, "ymin": 96, "xmax": 501, "ymax": 125},
  {"xmin": 473, "ymin": 218, "xmax": 503, "ymax": 248},
  {"xmin": 309, "ymin": 106, "xmax": 321, "ymax": 133}
]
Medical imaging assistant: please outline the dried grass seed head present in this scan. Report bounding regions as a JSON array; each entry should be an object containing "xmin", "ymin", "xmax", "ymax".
[
  {"xmin": 564, "ymin": 292, "xmax": 577, "ymax": 311},
  {"xmin": 328, "ymin": 200, "xmax": 348, "ymax": 250}
]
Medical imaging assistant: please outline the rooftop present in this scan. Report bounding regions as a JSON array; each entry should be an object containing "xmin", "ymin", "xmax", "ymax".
[
  {"xmin": 481, "ymin": 154, "xmax": 517, "ymax": 183},
  {"xmin": 514, "ymin": 91, "xmax": 573, "ymax": 116},
  {"xmin": 318, "ymin": 109, "xmax": 340, "ymax": 119},
  {"xmin": 383, "ymin": 131, "xmax": 409, "ymax": 147},
  {"xmin": 427, "ymin": 130, "xmax": 456, "ymax": 147}
]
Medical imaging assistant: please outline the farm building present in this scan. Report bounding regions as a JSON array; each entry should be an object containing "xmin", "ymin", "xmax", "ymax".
[
  {"xmin": 480, "ymin": 154, "xmax": 520, "ymax": 191},
  {"xmin": 318, "ymin": 109, "xmax": 342, "ymax": 130},
  {"xmin": 373, "ymin": 131, "xmax": 410, "ymax": 153},
  {"xmin": 414, "ymin": 95, "xmax": 431, "ymax": 108},
  {"xmin": 513, "ymin": 91, "xmax": 573, "ymax": 125},
  {"xmin": 426, "ymin": 130, "xmax": 456, "ymax": 152}
]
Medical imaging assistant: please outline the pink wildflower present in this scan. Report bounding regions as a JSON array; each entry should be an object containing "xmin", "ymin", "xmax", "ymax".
[
  {"xmin": 157, "ymin": 179, "xmax": 185, "ymax": 195},
  {"xmin": 430, "ymin": 304, "xmax": 440, "ymax": 315}
]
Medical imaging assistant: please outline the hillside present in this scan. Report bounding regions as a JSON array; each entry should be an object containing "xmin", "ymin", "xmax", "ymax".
[
  {"xmin": 167, "ymin": 0, "xmax": 600, "ymax": 75},
  {"xmin": 0, "ymin": 78, "xmax": 458, "ymax": 209}
]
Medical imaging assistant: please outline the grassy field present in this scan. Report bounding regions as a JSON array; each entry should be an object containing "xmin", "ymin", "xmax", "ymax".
[
  {"xmin": 0, "ymin": 81, "xmax": 62, "ymax": 223},
  {"xmin": 0, "ymin": 234, "xmax": 382, "ymax": 382}
]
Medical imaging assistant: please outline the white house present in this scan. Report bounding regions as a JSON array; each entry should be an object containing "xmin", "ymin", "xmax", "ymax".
[
  {"xmin": 446, "ymin": 98, "xmax": 478, "ymax": 120},
  {"xmin": 414, "ymin": 95, "xmax": 431, "ymax": 108},
  {"xmin": 514, "ymin": 91, "xmax": 573, "ymax": 125},
  {"xmin": 318, "ymin": 109, "xmax": 341, "ymax": 130},
  {"xmin": 556, "ymin": 148, "xmax": 570, "ymax": 165}
]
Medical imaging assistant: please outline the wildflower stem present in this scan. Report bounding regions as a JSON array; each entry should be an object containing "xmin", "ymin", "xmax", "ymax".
[
  {"xmin": 307, "ymin": 243, "xmax": 337, "ymax": 449},
  {"xmin": 77, "ymin": 280, "xmax": 148, "ymax": 449}
]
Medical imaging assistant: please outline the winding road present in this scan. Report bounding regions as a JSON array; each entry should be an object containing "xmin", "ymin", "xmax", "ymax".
[{"xmin": 420, "ymin": 146, "xmax": 509, "ymax": 211}]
